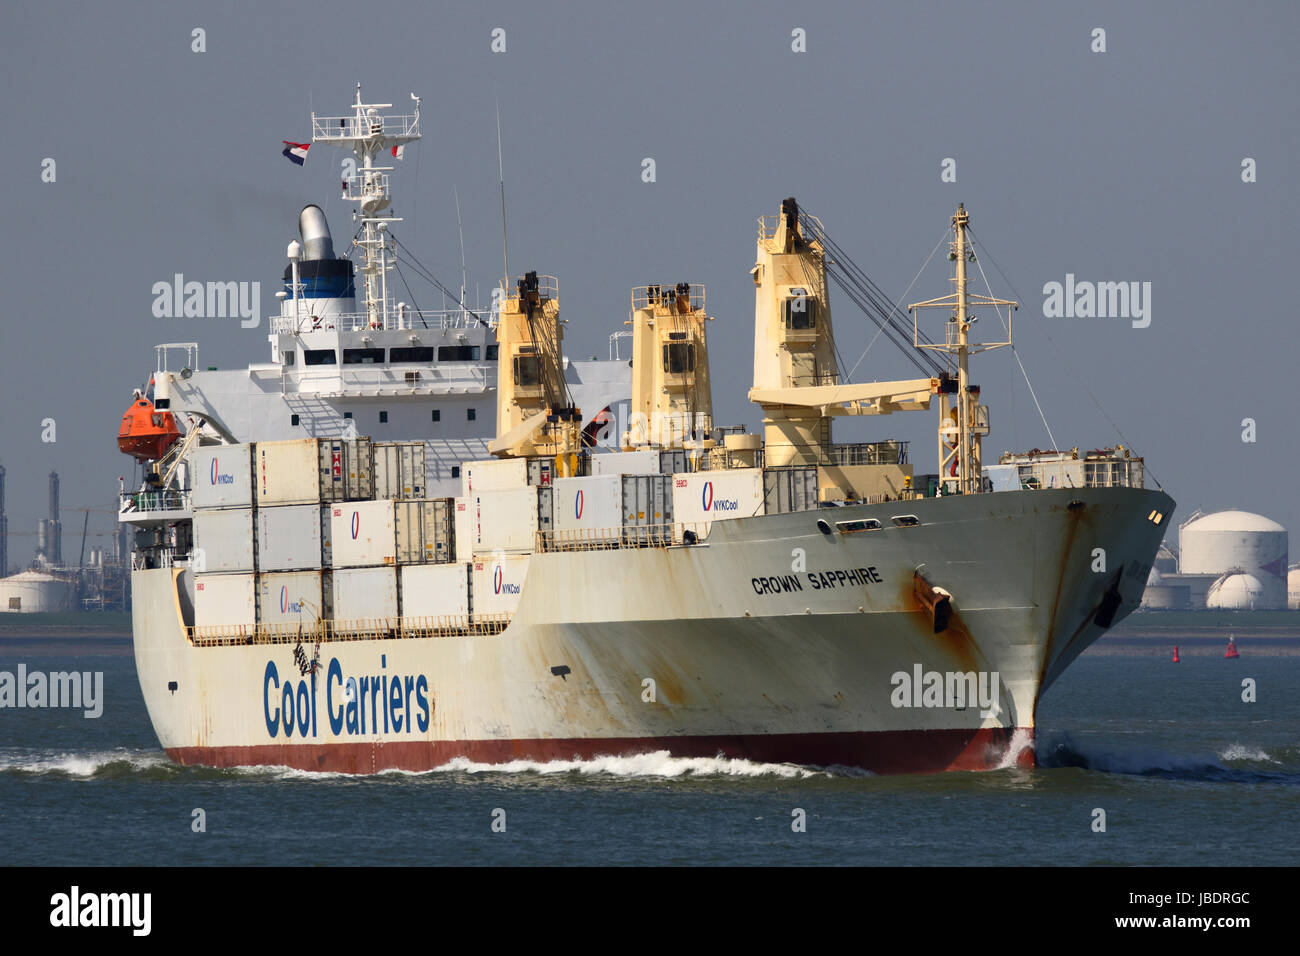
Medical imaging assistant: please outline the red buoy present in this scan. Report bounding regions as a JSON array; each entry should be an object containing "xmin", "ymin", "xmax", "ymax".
[
  {"xmin": 1225, "ymin": 636, "xmax": 1239, "ymax": 659},
  {"xmin": 1172, "ymin": 645, "xmax": 1180, "ymax": 663}
]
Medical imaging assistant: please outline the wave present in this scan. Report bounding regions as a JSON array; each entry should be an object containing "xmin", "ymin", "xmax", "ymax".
[
  {"xmin": 1036, "ymin": 733, "xmax": 1297, "ymax": 784},
  {"xmin": 0, "ymin": 747, "xmax": 856, "ymax": 782}
]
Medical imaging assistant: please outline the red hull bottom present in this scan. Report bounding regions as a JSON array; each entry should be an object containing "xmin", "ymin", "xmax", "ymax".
[{"xmin": 167, "ymin": 727, "xmax": 1036, "ymax": 775}]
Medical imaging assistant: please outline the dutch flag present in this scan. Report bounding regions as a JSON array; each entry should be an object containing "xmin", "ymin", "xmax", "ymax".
[{"xmin": 282, "ymin": 141, "xmax": 310, "ymax": 166}]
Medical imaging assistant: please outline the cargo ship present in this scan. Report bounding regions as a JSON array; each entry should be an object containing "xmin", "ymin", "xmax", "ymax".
[{"xmin": 119, "ymin": 88, "xmax": 1173, "ymax": 774}]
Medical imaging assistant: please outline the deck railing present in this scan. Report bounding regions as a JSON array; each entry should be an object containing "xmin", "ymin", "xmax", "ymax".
[{"xmin": 186, "ymin": 613, "xmax": 511, "ymax": 648}]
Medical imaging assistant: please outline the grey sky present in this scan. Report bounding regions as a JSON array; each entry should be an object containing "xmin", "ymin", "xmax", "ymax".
[{"xmin": 2, "ymin": 1, "xmax": 1296, "ymax": 567}]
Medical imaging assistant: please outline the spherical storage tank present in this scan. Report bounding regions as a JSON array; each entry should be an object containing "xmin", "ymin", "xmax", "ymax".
[
  {"xmin": 1207, "ymin": 573, "xmax": 1265, "ymax": 610},
  {"xmin": 1180, "ymin": 510, "xmax": 1288, "ymax": 609},
  {"xmin": 1288, "ymin": 565, "xmax": 1300, "ymax": 610}
]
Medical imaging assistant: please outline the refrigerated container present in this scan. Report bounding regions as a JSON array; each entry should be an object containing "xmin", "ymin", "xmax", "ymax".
[
  {"xmin": 590, "ymin": 450, "xmax": 658, "ymax": 476},
  {"xmin": 763, "ymin": 467, "xmax": 820, "ymax": 515},
  {"xmin": 333, "ymin": 566, "xmax": 398, "ymax": 621},
  {"xmin": 192, "ymin": 443, "xmax": 254, "ymax": 510},
  {"xmin": 373, "ymin": 441, "xmax": 426, "ymax": 499},
  {"xmin": 193, "ymin": 572, "xmax": 255, "ymax": 629},
  {"xmin": 462, "ymin": 458, "xmax": 527, "ymax": 494},
  {"xmin": 256, "ymin": 504, "xmax": 322, "ymax": 571},
  {"xmin": 192, "ymin": 508, "xmax": 254, "ymax": 573},
  {"xmin": 317, "ymin": 437, "xmax": 373, "ymax": 502},
  {"xmin": 621, "ymin": 474, "xmax": 674, "ymax": 536},
  {"xmin": 554, "ymin": 475, "xmax": 623, "ymax": 532},
  {"xmin": 400, "ymin": 563, "xmax": 471, "ymax": 619},
  {"xmin": 470, "ymin": 554, "xmax": 529, "ymax": 617},
  {"xmin": 255, "ymin": 438, "xmax": 374, "ymax": 505},
  {"xmin": 330, "ymin": 499, "xmax": 397, "ymax": 567},
  {"xmin": 671, "ymin": 468, "xmax": 764, "ymax": 526},
  {"xmin": 394, "ymin": 498, "xmax": 454, "ymax": 564},
  {"xmin": 456, "ymin": 487, "xmax": 541, "ymax": 554},
  {"xmin": 257, "ymin": 570, "xmax": 327, "ymax": 626}
]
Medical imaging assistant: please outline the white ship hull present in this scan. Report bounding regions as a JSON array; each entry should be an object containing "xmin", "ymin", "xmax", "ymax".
[{"xmin": 131, "ymin": 487, "xmax": 1172, "ymax": 774}]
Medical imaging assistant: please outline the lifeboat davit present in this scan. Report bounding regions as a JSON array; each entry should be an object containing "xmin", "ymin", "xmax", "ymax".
[{"xmin": 117, "ymin": 396, "xmax": 181, "ymax": 461}]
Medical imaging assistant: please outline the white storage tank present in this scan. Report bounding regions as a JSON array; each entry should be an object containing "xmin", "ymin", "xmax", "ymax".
[
  {"xmin": 0, "ymin": 570, "xmax": 74, "ymax": 613},
  {"xmin": 1206, "ymin": 572, "xmax": 1265, "ymax": 610},
  {"xmin": 1179, "ymin": 510, "xmax": 1288, "ymax": 609}
]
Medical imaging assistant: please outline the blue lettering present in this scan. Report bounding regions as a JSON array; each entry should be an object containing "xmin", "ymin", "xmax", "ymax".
[
  {"xmin": 327, "ymin": 658, "xmax": 344, "ymax": 735},
  {"xmin": 296, "ymin": 682, "xmax": 311, "ymax": 738},
  {"xmin": 263, "ymin": 660, "xmax": 280, "ymax": 738},
  {"xmin": 345, "ymin": 677, "xmax": 359, "ymax": 734},
  {"xmin": 390, "ymin": 677, "xmax": 404, "ymax": 733},
  {"xmin": 282, "ymin": 682, "xmax": 295, "ymax": 738},
  {"xmin": 415, "ymin": 675, "xmax": 430, "ymax": 732}
]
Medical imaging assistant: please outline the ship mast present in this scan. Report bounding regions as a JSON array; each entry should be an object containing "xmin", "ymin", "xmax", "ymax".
[
  {"xmin": 311, "ymin": 85, "xmax": 422, "ymax": 330},
  {"xmin": 908, "ymin": 204, "xmax": 1017, "ymax": 495}
]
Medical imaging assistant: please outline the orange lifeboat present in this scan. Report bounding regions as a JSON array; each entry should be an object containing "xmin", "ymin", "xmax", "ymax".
[{"xmin": 117, "ymin": 396, "xmax": 181, "ymax": 461}]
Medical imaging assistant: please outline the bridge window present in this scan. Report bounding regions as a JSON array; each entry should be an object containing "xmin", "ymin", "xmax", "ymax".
[
  {"xmin": 451, "ymin": 466, "xmax": 461, "ymax": 478},
  {"xmin": 431, "ymin": 409, "xmax": 440, "ymax": 422},
  {"xmin": 343, "ymin": 411, "xmax": 352, "ymax": 420},
  {"xmin": 662, "ymin": 343, "xmax": 696, "ymax": 373},
  {"xmin": 343, "ymin": 348, "xmax": 385, "ymax": 365},
  {"xmin": 390, "ymin": 346, "xmax": 434, "ymax": 363},
  {"xmin": 304, "ymin": 349, "xmax": 337, "ymax": 366},
  {"xmin": 379, "ymin": 411, "xmax": 388, "ymax": 424},
  {"xmin": 438, "ymin": 345, "xmax": 480, "ymax": 361},
  {"xmin": 291, "ymin": 414, "xmax": 300, "ymax": 426},
  {"xmin": 514, "ymin": 355, "xmax": 543, "ymax": 386},
  {"xmin": 486, "ymin": 344, "xmax": 499, "ymax": 360},
  {"xmin": 467, "ymin": 408, "xmax": 477, "ymax": 421},
  {"xmin": 783, "ymin": 297, "xmax": 818, "ymax": 330}
]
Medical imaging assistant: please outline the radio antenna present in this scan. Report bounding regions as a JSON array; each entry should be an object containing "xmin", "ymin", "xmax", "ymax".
[{"xmin": 496, "ymin": 100, "xmax": 509, "ymax": 292}]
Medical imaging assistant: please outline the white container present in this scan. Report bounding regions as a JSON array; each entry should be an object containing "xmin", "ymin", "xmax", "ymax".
[
  {"xmin": 400, "ymin": 563, "xmax": 471, "ymax": 619},
  {"xmin": 258, "ymin": 570, "xmax": 327, "ymax": 626},
  {"xmin": 256, "ymin": 439, "xmax": 321, "ymax": 505},
  {"xmin": 672, "ymin": 468, "xmax": 764, "ymax": 526},
  {"xmin": 458, "ymin": 487, "xmax": 540, "ymax": 554},
  {"xmin": 621, "ymin": 474, "xmax": 673, "ymax": 527},
  {"xmin": 763, "ymin": 467, "xmax": 819, "ymax": 515},
  {"xmin": 333, "ymin": 566, "xmax": 398, "ymax": 621},
  {"xmin": 462, "ymin": 458, "xmax": 528, "ymax": 494},
  {"xmin": 256, "ymin": 504, "xmax": 322, "ymax": 571},
  {"xmin": 317, "ymin": 438, "xmax": 374, "ymax": 502},
  {"xmin": 373, "ymin": 441, "xmax": 426, "ymax": 500},
  {"xmin": 194, "ymin": 572, "xmax": 255, "ymax": 629},
  {"xmin": 192, "ymin": 444, "xmax": 253, "ymax": 510},
  {"xmin": 330, "ymin": 499, "xmax": 397, "ymax": 567},
  {"xmin": 192, "ymin": 509, "xmax": 254, "ymax": 573},
  {"xmin": 471, "ymin": 553, "xmax": 529, "ymax": 618},
  {"xmin": 591, "ymin": 450, "xmax": 659, "ymax": 476},
  {"xmin": 394, "ymin": 498, "xmax": 454, "ymax": 564},
  {"xmin": 453, "ymin": 497, "xmax": 473, "ymax": 562},
  {"xmin": 554, "ymin": 475, "xmax": 624, "ymax": 532}
]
